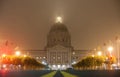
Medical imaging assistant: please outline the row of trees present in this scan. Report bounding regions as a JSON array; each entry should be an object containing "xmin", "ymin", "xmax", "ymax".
[
  {"xmin": 1, "ymin": 55, "xmax": 45, "ymax": 70},
  {"xmin": 73, "ymin": 55, "xmax": 116, "ymax": 70}
]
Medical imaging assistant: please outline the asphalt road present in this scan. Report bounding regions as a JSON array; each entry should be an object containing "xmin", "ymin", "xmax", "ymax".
[
  {"xmin": 0, "ymin": 70, "xmax": 52, "ymax": 77},
  {"xmin": 65, "ymin": 70, "xmax": 120, "ymax": 77},
  {"xmin": 0, "ymin": 70, "xmax": 120, "ymax": 77}
]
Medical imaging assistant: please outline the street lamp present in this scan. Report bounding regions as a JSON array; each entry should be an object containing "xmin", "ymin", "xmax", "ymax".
[
  {"xmin": 2, "ymin": 54, "xmax": 6, "ymax": 58},
  {"xmin": 107, "ymin": 46, "xmax": 113, "ymax": 70},
  {"xmin": 116, "ymin": 37, "xmax": 120, "ymax": 66},
  {"xmin": 23, "ymin": 55, "xmax": 27, "ymax": 57},
  {"xmin": 15, "ymin": 51, "xmax": 21, "ymax": 56},
  {"xmin": 92, "ymin": 55, "xmax": 95, "ymax": 57},
  {"xmin": 97, "ymin": 51, "xmax": 102, "ymax": 56},
  {"xmin": 108, "ymin": 46, "xmax": 113, "ymax": 55}
]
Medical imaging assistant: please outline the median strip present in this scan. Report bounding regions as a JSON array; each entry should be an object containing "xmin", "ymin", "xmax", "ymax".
[
  {"xmin": 61, "ymin": 71, "xmax": 78, "ymax": 77},
  {"xmin": 41, "ymin": 71, "xmax": 57, "ymax": 77}
]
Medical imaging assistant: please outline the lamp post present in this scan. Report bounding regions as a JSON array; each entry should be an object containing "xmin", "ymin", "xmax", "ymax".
[
  {"xmin": 107, "ymin": 46, "xmax": 113, "ymax": 70},
  {"xmin": 107, "ymin": 46, "xmax": 113, "ymax": 56},
  {"xmin": 116, "ymin": 37, "xmax": 120, "ymax": 66}
]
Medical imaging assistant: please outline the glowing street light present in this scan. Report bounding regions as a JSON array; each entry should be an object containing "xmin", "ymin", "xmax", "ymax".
[
  {"xmin": 108, "ymin": 46, "xmax": 113, "ymax": 54},
  {"xmin": 72, "ymin": 61, "xmax": 76, "ymax": 64},
  {"xmin": 92, "ymin": 54, "xmax": 95, "ymax": 57},
  {"xmin": 2, "ymin": 54, "xmax": 6, "ymax": 58},
  {"xmin": 97, "ymin": 51, "xmax": 102, "ymax": 56},
  {"xmin": 15, "ymin": 51, "xmax": 21, "ymax": 56},
  {"xmin": 42, "ymin": 61, "xmax": 47, "ymax": 65},
  {"xmin": 23, "ymin": 55, "xmax": 27, "ymax": 57},
  {"xmin": 3, "ymin": 64, "xmax": 6, "ymax": 68}
]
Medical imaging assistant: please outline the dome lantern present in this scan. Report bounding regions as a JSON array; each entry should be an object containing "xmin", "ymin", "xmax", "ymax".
[{"xmin": 56, "ymin": 16, "xmax": 62, "ymax": 23}]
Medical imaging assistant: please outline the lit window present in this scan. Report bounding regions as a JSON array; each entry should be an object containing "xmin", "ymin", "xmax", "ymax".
[
  {"xmin": 58, "ymin": 57, "xmax": 60, "ymax": 59},
  {"xmin": 36, "ymin": 57, "xmax": 39, "ymax": 59},
  {"xmin": 53, "ymin": 65, "xmax": 56, "ymax": 68},
  {"xmin": 53, "ymin": 57, "xmax": 55, "ymax": 59},
  {"xmin": 58, "ymin": 65, "xmax": 61, "ymax": 68}
]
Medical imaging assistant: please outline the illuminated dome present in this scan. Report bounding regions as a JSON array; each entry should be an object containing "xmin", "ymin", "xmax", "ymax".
[
  {"xmin": 47, "ymin": 22, "xmax": 71, "ymax": 47},
  {"xmin": 50, "ymin": 23, "xmax": 68, "ymax": 32}
]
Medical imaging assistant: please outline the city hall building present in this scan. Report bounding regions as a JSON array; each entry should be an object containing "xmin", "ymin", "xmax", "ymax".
[{"xmin": 27, "ymin": 17, "xmax": 92, "ymax": 70}]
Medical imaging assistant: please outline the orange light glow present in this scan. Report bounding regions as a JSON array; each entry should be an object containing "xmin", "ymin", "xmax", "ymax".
[
  {"xmin": 2, "ymin": 54, "xmax": 6, "ymax": 57},
  {"xmin": 15, "ymin": 51, "xmax": 21, "ymax": 56},
  {"xmin": 23, "ymin": 55, "xmax": 27, "ymax": 57}
]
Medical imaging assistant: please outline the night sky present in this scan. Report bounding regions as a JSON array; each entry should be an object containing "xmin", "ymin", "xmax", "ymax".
[{"xmin": 0, "ymin": 0, "xmax": 120, "ymax": 50}]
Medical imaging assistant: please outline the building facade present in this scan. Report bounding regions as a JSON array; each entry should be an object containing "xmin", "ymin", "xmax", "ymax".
[
  {"xmin": 45, "ymin": 22, "xmax": 73, "ymax": 70},
  {"xmin": 27, "ymin": 17, "xmax": 92, "ymax": 70}
]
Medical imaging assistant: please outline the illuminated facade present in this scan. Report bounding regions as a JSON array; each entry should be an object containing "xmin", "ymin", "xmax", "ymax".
[
  {"xmin": 45, "ymin": 21, "xmax": 73, "ymax": 70},
  {"xmin": 27, "ymin": 17, "xmax": 92, "ymax": 70}
]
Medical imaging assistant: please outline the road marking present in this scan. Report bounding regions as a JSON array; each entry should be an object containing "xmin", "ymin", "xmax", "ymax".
[
  {"xmin": 61, "ymin": 71, "xmax": 78, "ymax": 77},
  {"xmin": 41, "ymin": 71, "xmax": 57, "ymax": 77}
]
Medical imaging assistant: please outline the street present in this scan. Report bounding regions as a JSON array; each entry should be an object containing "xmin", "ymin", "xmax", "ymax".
[{"xmin": 0, "ymin": 70, "xmax": 120, "ymax": 77}]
